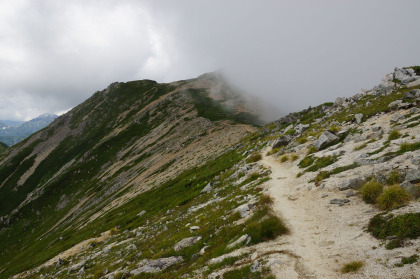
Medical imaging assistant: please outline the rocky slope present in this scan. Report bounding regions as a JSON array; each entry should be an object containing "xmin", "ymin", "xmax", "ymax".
[
  {"xmin": 0, "ymin": 114, "xmax": 57, "ymax": 146},
  {"xmin": 1, "ymin": 67, "xmax": 420, "ymax": 279},
  {"xmin": 0, "ymin": 72, "xmax": 261, "ymax": 278}
]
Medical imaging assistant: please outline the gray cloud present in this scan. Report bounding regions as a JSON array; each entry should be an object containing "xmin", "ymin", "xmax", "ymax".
[{"xmin": 1, "ymin": 0, "xmax": 419, "ymax": 121}]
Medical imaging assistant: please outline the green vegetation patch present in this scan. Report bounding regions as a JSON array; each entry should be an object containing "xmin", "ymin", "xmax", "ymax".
[
  {"xmin": 377, "ymin": 185, "xmax": 410, "ymax": 210},
  {"xmin": 368, "ymin": 212, "xmax": 420, "ymax": 249},
  {"xmin": 341, "ymin": 261, "xmax": 364, "ymax": 273}
]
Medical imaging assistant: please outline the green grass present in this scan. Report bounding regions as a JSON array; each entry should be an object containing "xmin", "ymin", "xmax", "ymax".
[
  {"xmin": 388, "ymin": 130, "xmax": 401, "ymax": 141},
  {"xmin": 396, "ymin": 254, "xmax": 419, "ymax": 266},
  {"xmin": 305, "ymin": 156, "xmax": 338, "ymax": 172},
  {"xmin": 341, "ymin": 261, "xmax": 364, "ymax": 273},
  {"xmin": 360, "ymin": 181, "xmax": 383, "ymax": 204},
  {"xmin": 377, "ymin": 185, "xmax": 409, "ymax": 210},
  {"xmin": 354, "ymin": 142, "xmax": 367, "ymax": 151},
  {"xmin": 280, "ymin": 155, "xmax": 288, "ymax": 162},
  {"xmin": 368, "ymin": 213, "xmax": 420, "ymax": 249},
  {"xmin": 247, "ymin": 152, "xmax": 262, "ymax": 163},
  {"xmin": 298, "ymin": 156, "xmax": 315, "ymax": 168}
]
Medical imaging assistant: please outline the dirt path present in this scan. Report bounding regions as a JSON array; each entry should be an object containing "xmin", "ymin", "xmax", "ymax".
[{"xmin": 258, "ymin": 151, "xmax": 420, "ymax": 279}]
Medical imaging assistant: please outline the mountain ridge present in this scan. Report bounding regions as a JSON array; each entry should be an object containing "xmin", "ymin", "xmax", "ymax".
[{"xmin": 1, "ymin": 67, "xmax": 420, "ymax": 279}]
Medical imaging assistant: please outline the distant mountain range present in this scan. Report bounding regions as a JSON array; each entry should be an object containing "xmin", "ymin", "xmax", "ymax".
[{"xmin": 0, "ymin": 113, "xmax": 57, "ymax": 146}]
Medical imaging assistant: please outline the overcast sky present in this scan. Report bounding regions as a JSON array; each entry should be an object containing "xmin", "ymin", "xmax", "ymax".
[{"xmin": 0, "ymin": 0, "xmax": 419, "ymax": 121}]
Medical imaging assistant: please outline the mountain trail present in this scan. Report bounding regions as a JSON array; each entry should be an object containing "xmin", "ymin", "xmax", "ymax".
[{"xmin": 258, "ymin": 149, "xmax": 419, "ymax": 279}]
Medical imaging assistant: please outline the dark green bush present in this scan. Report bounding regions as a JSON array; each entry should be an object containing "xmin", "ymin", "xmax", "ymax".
[
  {"xmin": 246, "ymin": 215, "xmax": 288, "ymax": 244},
  {"xmin": 368, "ymin": 213, "xmax": 420, "ymax": 240}
]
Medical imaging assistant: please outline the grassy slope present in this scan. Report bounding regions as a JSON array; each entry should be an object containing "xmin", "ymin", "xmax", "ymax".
[{"xmin": 0, "ymin": 78, "xmax": 263, "ymax": 277}]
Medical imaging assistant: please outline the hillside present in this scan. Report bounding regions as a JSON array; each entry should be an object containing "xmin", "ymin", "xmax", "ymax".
[
  {"xmin": 0, "ymin": 114, "xmax": 57, "ymax": 146},
  {"xmin": 0, "ymin": 72, "xmax": 261, "ymax": 278},
  {"xmin": 1, "ymin": 67, "xmax": 420, "ymax": 279},
  {"xmin": 0, "ymin": 142, "xmax": 7, "ymax": 155}
]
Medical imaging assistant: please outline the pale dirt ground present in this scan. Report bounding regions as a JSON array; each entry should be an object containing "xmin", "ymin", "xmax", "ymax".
[{"xmin": 258, "ymin": 151, "xmax": 419, "ymax": 279}]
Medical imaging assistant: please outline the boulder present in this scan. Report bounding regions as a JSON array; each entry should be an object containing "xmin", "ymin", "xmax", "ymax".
[
  {"xmin": 314, "ymin": 131, "xmax": 338, "ymax": 150},
  {"xmin": 226, "ymin": 234, "xmax": 250, "ymax": 250},
  {"xmin": 339, "ymin": 177, "xmax": 365, "ymax": 191},
  {"xmin": 130, "ymin": 257, "xmax": 183, "ymax": 275},
  {"xmin": 272, "ymin": 135, "xmax": 292, "ymax": 149},
  {"xmin": 335, "ymin": 97, "xmax": 345, "ymax": 106},
  {"xmin": 405, "ymin": 92, "xmax": 415, "ymax": 99},
  {"xmin": 400, "ymin": 181, "xmax": 419, "ymax": 198},
  {"xmin": 390, "ymin": 113, "xmax": 404, "ymax": 123},
  {"xmin": 234, "ymin": 203, "xmax": 253, "ymax": 218},
  {"xmin": 201, "ymin": 182, "xmax": 213, "ymax": 193},
  {"xmin": 388, "ymin": 100, "xmax": 402, "ymax": 108},
  {"xmin": 329, "ymin": 199, "xmax": 350, "ymax": 205},
  {"xmin": 410, "ymin": 107, "xmax": 420, "ymax": 114},
  {"xmin": 404, "ymin": 168, "xmax": 420, "ymax": 182},
  {"xmin": 407, "ymin": 78, "xmax": 420, "ymax": 88},
  {"xmin": 410, "ymin": 89, "xmax": 420, "ymax": 97},
  {"xmin": 295, "ymin": 124, "xmax": 309, "ymax": 134},
  {"xmin": 355, "ymin": 113, "xmax": 363, "ymax": 125},
  {"xmin": 174, "ymin": 236, "xmax": 202, "ymax": 252}
]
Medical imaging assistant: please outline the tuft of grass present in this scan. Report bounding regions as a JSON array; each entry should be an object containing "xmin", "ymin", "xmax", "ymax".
[
  {"xmin": 360, "ymin": 181, "xmax": 383, "ymax": 204},
  {"xmin": 259, "ymin": 194, "xmax": 273, "ymax": 206},
  {"xmin": 400, "ymin": 141, "xmax": 420, "ymax": 152},
  {"xmin": 247, "ymin": 152, "xmax": 262, "ymax": 163},
  {"xmin": 291, "ymin": 154, "xmax": 299, "ymax": 161},
  {"xmin": 341, "ymin": 261, "xmax": 364, "ymax": 273},
  {"xmin": 246, "ymin": 215, "xmax": 288, "ymax": 244},
  {"xmin": 298, "ymin": 156, "xmax": 315, "ymax": 168},
  {"xmin": 400, "ymin": 254, "xmax": 419, "ymax": 265},
  {"xmin": 307, "ymin": 145, "xmax": 317, "ymax": 155},
  {"xmin": 266, "ymin": 147, "xmax": 281, "ymax": 156},
  {"xmin": 387, "ymin": 171, "xmax": 401, "ymax": 185},
  {"xmin": 377, "ymin": 185, "xmax": 410, "ymax": 210},
  {"xmin": 285, "ymin": 129, "xmax": 296, "ymax": 135},
  {"xmin": 388, "ymin": 130, "xmax": 401, "ymax": 141},
  {"xmin": 354, "ymin": 142, "xmax": 367, "ymax": 151},
  {"xmin": 296, "ymin": 137, "xmax": 307, "ymax": 144},
  {"xmin": 110, "ymin": 227, "xmax": 119, "ymax": 236},
  {"xmin": 305, "ymin": 156, "xmax": 337, "ymax": 172},
  {"xmin": 329, "ymin": 126, "xmax": 340, "ymax": 133},
  {"xmin": 314, "ymin": 171, "xmax": 330, "ymax": 183},
  {"xmin": 280, "ymin": 155, "xmax": 288, "ymax": 162}
]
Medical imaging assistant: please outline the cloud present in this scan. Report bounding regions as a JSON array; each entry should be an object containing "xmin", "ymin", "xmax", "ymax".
[{"xmin": 0, "ymin": 0, "xmax": 419, "ymax": 121}]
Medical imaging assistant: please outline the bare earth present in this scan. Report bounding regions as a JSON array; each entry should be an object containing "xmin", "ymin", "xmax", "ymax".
[{"xmin": 259, "ymin": 151, "xmax": 419, "ymax": 279}]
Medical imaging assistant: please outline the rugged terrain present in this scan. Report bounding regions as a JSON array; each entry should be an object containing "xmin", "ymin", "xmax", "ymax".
[{"xmin": 1, "ymin": 67, "xmax": 420, "ymax": 278}]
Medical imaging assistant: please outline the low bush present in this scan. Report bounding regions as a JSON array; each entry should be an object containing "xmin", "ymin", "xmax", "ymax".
[
  {"xmin": 307, "ymin": 145, "xmax": 317, "ymax": 155},
  {"xmin": 354, "ymin": 142, "xmax": 367, "ymax": 151},
  {"xmin": 314, "ymin": 171, "xmax": 330, "ymax": 182},
  {"xmin": 387, "ymin": 171, "xmax": 402, "ymax": 185},
  {"xmin": 291, "ymin": 154, "xmax": 299, "ymax": 161},
  {"xmin": 341, "ymin": 261, "xmax": 364, "ymax": 273},
  {"xmin": 280, "ymin": 155, "xmax": 288, "ymax": 162},
  {"xmin": 247, "ymin": 153, "xmax": 262, "ymax": 163},
  {"xmin": 285, "ymin": 129, "xmax": 296, "ymax": 135},
  {"xmin": 298, "ymin": 156, "xmax": 315, "ymax": 168},
  {"xmin": 360, "ymin": 181, "xmax": 383, "ymax": 204},
  {"xmin": 296, "ymin": 137, "xmax": 307, "ymax": 144},
  {"xmin": 246, "ymin": 215, "xmax": 288, "ymax": 244},
  {"xmin": 368, "ymin": 212, "xmax": 420, "ymax": 248},
  {"xmin": 388, "ymin": 130, "xmax": 401, "ymax": 141},
  {"xmin": 377, "ymin": 185, "xmax": 409, "ymax": 210}
]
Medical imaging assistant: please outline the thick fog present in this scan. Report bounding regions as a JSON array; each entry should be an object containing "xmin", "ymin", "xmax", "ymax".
[{"xmin": 1, "ymin": 0, "xmax": 419, "ymax": 121}]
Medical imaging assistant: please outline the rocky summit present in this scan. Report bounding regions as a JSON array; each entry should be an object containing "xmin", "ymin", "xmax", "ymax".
[{"xmin": 0, "ymin": 67, "xmax": 420, "ymax": 279}]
